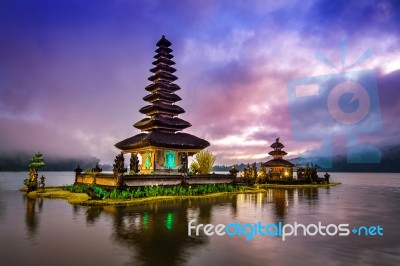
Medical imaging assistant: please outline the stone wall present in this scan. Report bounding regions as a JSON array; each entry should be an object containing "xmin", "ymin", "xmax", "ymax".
[
  {"xmin": 75, "ymin": 174, "xmax": 117, "ymax": 186},
  {"xmin": 75, "ymin": 173, "xmax": 235, "ymax": 187}
]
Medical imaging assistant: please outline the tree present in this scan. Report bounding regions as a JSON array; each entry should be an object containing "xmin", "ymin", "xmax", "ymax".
[
  {"xmin": 26, "ymin": 152, "xmax": 46, "ymax": 192},
  {"xmin": 29, "ymin": 152, "xmax": 45, "ymax": 169},
  {"xmin": 251, "ymin": 162, "xmax": 257, "ymax": 179},
  {"xmin": 192, "ymin": 150, "xmax": 216, "ymax": 175},
  {"xmin": 257, "ymin": 163, "xmax": 267, "ymax": 184}
]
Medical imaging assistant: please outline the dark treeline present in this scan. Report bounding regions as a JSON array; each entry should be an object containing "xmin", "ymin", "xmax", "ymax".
[{"xmin": 0, "ymin": 153, "xmax": 105, "ymax": 171}]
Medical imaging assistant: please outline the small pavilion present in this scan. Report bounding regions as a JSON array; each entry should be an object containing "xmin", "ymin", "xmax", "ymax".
[
  {"xmin": 115, "ymin": 36, "xmax": 209, "ymax": 174},
  {"xmin": 264, "ymin": 138, "xmax": 294, "ymax": 179}
]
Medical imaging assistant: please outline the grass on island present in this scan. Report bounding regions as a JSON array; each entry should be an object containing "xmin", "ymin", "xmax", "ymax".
[
  {"xmin": 25, "ymin": 182, "xmax": 340, "ymax": 206},
  {"xmin": 28, "ymin": 188, "xmax": 90, "ymax": 204},
  {"xmin": 63, "ymin": 183, "xmax": 242, "ymax": 198}
]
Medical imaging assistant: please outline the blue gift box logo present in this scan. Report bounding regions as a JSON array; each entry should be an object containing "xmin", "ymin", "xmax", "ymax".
[{"xmin": 286, "ymin": 42, "xmax": 382, "ymax": 167}]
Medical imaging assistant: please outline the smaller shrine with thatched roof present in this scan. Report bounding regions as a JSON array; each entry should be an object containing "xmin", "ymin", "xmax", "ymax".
[{"xmin": 263, "ymin": 138, "xmax": 294, "ymax": 179}]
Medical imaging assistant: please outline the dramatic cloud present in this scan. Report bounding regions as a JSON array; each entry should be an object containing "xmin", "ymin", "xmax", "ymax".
[{"xmin": 0, "ymin": 0, "xmax": 399, "ymax": 165}]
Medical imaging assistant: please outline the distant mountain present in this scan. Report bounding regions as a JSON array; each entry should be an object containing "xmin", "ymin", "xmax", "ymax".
[
  {"xmin": 327, "ymin": 145, "xmax": 400, "ymax": 173},
  {"xmin": 0, "ymin": 153, "xmax": 105, "ymax": 171},
  {"xmin": 213, "ymin": 163, "xmax": 262, "ymax": 172},
  {"xmin": 212, "ymin": 160, "xmax": 321, "ymax": 172},
  {"xmin": 212, "ymin": 145, "xmax": 400, "ymax": 173}
]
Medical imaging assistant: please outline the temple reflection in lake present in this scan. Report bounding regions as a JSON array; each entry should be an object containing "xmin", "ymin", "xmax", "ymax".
[{"xmin": 24, "ymin": 188, "xmax": 324, "ymax": 265}]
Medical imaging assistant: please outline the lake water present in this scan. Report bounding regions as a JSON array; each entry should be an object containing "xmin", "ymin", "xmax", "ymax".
[{"xmin": 0, "ymin": 172, "xmax": 399, "ymax": 266}]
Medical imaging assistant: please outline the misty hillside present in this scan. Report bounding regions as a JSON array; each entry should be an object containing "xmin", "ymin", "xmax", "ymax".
[
  {"xmin": 0, "ymin": 153, "xmax": 107, "ymax": 171},
  {"xmin": 213, "ymin": 145, "xmax": 400, "ymax": 173}
]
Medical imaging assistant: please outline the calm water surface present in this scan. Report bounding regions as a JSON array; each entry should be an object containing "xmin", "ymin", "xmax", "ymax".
[{"xmin": 0, "ymin": 172, "xmax": 399, "ymax": 266}]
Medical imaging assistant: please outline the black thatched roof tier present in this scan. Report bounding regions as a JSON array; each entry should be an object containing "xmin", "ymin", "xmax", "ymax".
[
  {"xmin": 268, "ymin": 150, "xmax": 288, "ymax": 156},
  {"xmin": 139, "ymin": 102, "xmax": 185, "ymax": 116},
  {"xmin": 145, "ymin": 82, "xmax": 180, "ymax": 92},
  {"xmin": 150, "ymin": 64, "xmax": 176, "ymax": 73},
  {"xmin": 155, "ymin": 46, "xmax": 173, "ymax": 54},
  {"xmin": 115, "ymin": 131, "xmax": 210, "ymax": 151},
  {"xmin": 134, "ymin": 115, "xmax": 191, "ymax": 131},
  {"xmin": 115, "ymin": 35, "xmax": 209, "ymax": 152},
  {"xmin": 143, "ymin": 92, "xmax": 181, "ymax": 103},
  {"xmin": 152, "ymin": 58, "xmax": 175, "ymax": 66},
  {"xmin": 154, "ymin": 52, "xmax": 173, "ymax": 59},
  {"xmin": 264, "ymin": 159, "xmax": 294, "ymax": 167},
  {"xmin": 156, "ymin": 35, "xmax": 172, "ymax": 47},
  {"xmin": 271, "ymin": 141, "xmax": 284, "ymax": 149},
  {"xmin": 148, "ymin": 72, "xmax": 178, "ymax": 82}
]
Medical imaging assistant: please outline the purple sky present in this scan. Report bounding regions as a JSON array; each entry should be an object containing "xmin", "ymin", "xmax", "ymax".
[{"xmin": 1, "ymin": 0, "xmax": 399, "ymax": 165}]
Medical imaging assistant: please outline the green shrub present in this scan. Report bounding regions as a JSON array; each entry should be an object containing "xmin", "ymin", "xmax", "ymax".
[
  {"xmin": 191, "ymin": 150, "xmax": 216, "ymax": 174},
  {"xmin": 64, "ymin": 183, "xmax": 240, "ymax": 200},
  {"xmin": 84, "ymin": 168, "xmax": 93, "ymax": 174}
]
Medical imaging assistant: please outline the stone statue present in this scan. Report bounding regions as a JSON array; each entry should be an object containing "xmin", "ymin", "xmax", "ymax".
[
  {"xmin": 130, "ymin": 153, "xmax": 140, "ymax": 173},
  {"xmin": 113, "ymin": 152, "xmax": 127, "ymax": 175},
  {"xmin": 179, "ymin": 153, "xmax": 188, "ymax": 174},
  {"xmin": 74, "ymin": 165, "xmax": 83, "ymax": 175},
  {"xmin": 74, "ymin": 165, "xmax": 83, "ymax": 185},
  {"xmin": 179, "ymin": 153, "xmax": 188, "ymax": 185},
  {"xmin": 113, "ymin": 152, "xmax": 127, "ymax": 187},
  {"xmin": 39, "ymin": 175, "xmax": 45, "ymax": 190},
  {"xmin": 324, "ymin": 172, "xmax": 330, "ymax": 184},
  {"xmin": 92, "ymin": 162, "xmax": 102, "ymax": 173}
]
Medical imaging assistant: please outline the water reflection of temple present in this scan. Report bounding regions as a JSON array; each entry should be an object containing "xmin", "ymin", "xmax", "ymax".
[
  {"xmin": 83, "ymin": 196, "xmax": 237, "ymax": 266},
  {"xmin": 297, "ymin": 187, "xmax": 320, "ymax": 206},
  {"xmin": 237, "ymin": 188, "xmax": 320, "ymax": 221},
  {"xmin": 71, "ymin": 188, "xmax": 321, "ymax": 265},
  {"xmin": 270, "ymin": 188, "xmax": 319, "ymax": 219}
]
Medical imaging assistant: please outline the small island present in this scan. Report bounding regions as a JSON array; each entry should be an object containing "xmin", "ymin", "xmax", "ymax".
[{"xmin": 25, "ymin": 181, "xmax": 340, "ymax": 207}]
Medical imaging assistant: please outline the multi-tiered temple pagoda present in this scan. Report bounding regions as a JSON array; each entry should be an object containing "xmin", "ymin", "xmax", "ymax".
[
  {"xmin": 264, "ymin": 138, "xmax": 294, "ymax": 179},
  {"xmin": 115, "ymin": 36, "xmax": 210, "ymax": 174}
]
